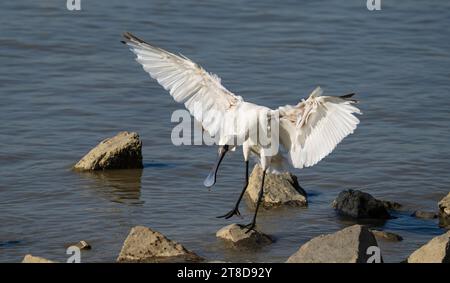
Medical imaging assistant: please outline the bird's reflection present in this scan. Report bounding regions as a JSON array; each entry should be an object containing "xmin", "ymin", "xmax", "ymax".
[{"xmin": 78, "ymin": 169, "xmax": 144, "ymax": 205}]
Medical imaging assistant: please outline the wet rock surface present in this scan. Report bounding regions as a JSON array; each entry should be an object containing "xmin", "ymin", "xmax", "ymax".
[
  {"xmin": 74, "ymin": 131, "xmax": 143, "ymax": 171},
  {"xmin": 407, "ymin": 230, "xmax": 450, "ymax": 263},
  {"xmin": 216, "ymin": 224, "xmax": 273, "ymax": 249},
  {"xmin": 117, "ymin": 226, "xmax": 203, "ymax": 263},
  {"xmin": 332, "ymin": 189, "xmax": 391, "ymax": 219},
  {"xmin": 287, "ymin": 225, "xmax": 381, "ymax": 263},
  {"xmin": 245, "ymin": 165, "xmax": 307, "ymax": 208}
]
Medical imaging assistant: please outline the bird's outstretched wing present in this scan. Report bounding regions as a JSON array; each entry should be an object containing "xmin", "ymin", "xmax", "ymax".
[
  {"xmin": 278, "ymin": 87, "xmax": 361, "ymax": 169},
  {"xmin": 122, "ymin": 32, "xmax": 244, "ymax": 143}
]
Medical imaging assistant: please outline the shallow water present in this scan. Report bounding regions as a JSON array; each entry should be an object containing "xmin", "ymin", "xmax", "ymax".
[{"xmin": 0, "ymin": 0, "xmax": 449, "ymax": 262}]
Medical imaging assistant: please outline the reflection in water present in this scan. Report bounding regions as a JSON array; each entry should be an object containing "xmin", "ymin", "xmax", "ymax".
[
  {"xmin": 335, "ymin": 214, "xmax": 388, "ymax": 228},
  {"xmin": 77, "ymin": 169, "xmax": 144, "ymax": 205},
  {"xmin": 144, "ymin": 162, "xmax": 176, "ymax": 168},
  {"xmin": 0, "ymin": 240, "xmax": 21, "ymax": 248}
]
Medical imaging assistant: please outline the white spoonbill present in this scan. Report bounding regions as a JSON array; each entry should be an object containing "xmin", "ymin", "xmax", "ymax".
[{"xmin": 122, "ymin": 32, "xmax": 361, "ymax": 232}]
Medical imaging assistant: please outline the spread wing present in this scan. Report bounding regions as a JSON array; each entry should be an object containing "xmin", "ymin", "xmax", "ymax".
[
  {"xmin": 122, "ymin": 32, "xmax": 244, "ymax": 143},
  {"xmin": 278, "ymin": 87, "xmax": 361, "ymax": 168}
]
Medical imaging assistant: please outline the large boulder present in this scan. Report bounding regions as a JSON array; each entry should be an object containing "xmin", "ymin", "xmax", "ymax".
[
  {"xmin": 245, "ymin": 165, "xmax": 307, "ymax": 208},
  {"xmin": 286, "ymin": 225, "xmax": 381, "ymax": 263},
  {"xmin": 438, "ymin": 193, "xmax": 450, "ymax": 227},
  {"xmin": 22, "ymin": 254, "xmax": 55, "ymax": 263},
  {"xmin": 74, "ymin": 131, "xmax": 143, "ymax": 171},
  {"xmin": 407, "ymin": 231, "xmax": 450, "ymax": 263},
  {"xmin": 332, "ymin": 189, "xmax": 391, "ymax": 219},
  {"xmin": 216, "ymin": 224, "xmax": 273, "ymax": 249},
  {"xmin": 117, "ymin": 226, "xmax": 203, "ymax": 263}
]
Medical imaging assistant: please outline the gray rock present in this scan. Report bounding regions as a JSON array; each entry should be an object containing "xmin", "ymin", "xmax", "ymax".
[
  {"xmin": 287, "ymin": 225, "xmax": 381, "ymax": 263},
  {"xmin": 332, "ymin": 189, "xmax": 391, "ymax": 219},
  {"xmin": 411, "ymin": 210, "xmax": 438, "ymax": 219},
  {"xmin": 74, "ymin": 131, "xmax": 143, "ymax": 171},
  {"xmin": 117, "ymin": 226, "xmax": 203, "ymax": 263},
  {"xmin": 407, "ymin": 231, "xmax": 450, "ymax": 263},
  {"xmin": 22, "ymin": 254, "xmax": 56, "ymax": 263},
  {"xmin": 245, "ymin": 164, "xmax": 307, "ymax": 208},
  {"xmin": 370, "ymin": 229, "xmax": 403, "ymax": 242},
  {"xmin": 216, "ymin": 224, "xmax": 273, "ymax": 249}
]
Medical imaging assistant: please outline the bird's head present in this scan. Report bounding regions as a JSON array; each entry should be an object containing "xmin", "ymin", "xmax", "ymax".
[{"xmin": 203, "ymin": 145, "xmax": 230, "ymax": 188}]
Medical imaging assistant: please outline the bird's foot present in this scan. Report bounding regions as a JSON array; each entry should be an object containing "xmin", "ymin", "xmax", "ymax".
[
  {"xmin": 238, "ymin": 222, "xmax": 256, "ymax": 234},
  {"xmin": 216, "ymin": 207, "xmax": 241, "ymax": 219}
]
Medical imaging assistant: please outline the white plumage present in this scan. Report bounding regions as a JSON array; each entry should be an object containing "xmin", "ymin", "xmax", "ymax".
[
  {"xmin": 122, "ymin": 32, "xmax": 362, "ymax": 230},
  {"xmin": 122, "ymin": 32, "xmax": 361, "ymax": 172}
]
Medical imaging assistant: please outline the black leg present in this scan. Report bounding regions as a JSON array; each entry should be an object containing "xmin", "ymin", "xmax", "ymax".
[
  {"xmin": 217, "ymin": 160, "xmax": 249, "ymax": 219},
  {"xmin": 242, "ymin": 168, "xmax": 266, "ymax": 233}
]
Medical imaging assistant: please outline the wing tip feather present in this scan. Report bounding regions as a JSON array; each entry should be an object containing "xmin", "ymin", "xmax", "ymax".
[{"xmin": 122, "ymin": 32, "xmax": 145, "ymax": 44}]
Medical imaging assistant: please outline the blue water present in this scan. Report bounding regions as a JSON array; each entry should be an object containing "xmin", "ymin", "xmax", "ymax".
[{"xmin": 0, "ymin": 0, "xmax": 449, "ymax": 262}]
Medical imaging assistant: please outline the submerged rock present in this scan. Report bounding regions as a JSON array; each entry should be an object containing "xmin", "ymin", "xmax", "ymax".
[
  {"xmin": 411, "ymin": 210, "xmax": 438, "ymax": 219},
  {"xmin": 117, "ymin": 226, "xmax": 203, "ymax": 263},
  {"xmin": 65, "ymin": 240, "xmax": 92, "ymax": 250},
  {"xmin": 245, "ymin": 165, "xmax": 307, "ymax": 208},
  {"xmin": 286, "ymin": 225, "xmax": 381, "ymax": 263},
  {"xmin": 22, "ymin": 254, "xmax": 56, "ymax": 263},
  {"xmin": 74, "ymin": 131, "xmax": 143, "ymax": 171},
  {"xmin": 370, "ymin": 229, "xmax": 403, "ymax": 242},
  {"xmin": 407, "ymin": 231, "xmax": 450, "ymax": 263},
  {"xmin": 216, "ymin": 224, "xmax": 273, "ymax": 249},
  {"xmin": 332, "ymin": 189, "xmax": 391, "ymax": 219}
]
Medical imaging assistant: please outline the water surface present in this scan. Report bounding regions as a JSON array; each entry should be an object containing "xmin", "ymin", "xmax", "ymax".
[{"xmin": 0, "ymin": 0, "xmax": 449, "ymax": 262}]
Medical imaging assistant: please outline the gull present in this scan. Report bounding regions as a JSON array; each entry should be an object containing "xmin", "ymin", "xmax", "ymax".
[{"xmin": 122, "ymin": 32, "xmax": 361, "ymax": 232}]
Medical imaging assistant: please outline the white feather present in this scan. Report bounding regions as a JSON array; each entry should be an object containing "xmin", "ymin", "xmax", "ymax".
[
  {"xmin": 123, "ymin": 33, "xmax": 362, "ymax": 172},
  {"xmin": 123, "ymin": 33, "xmax": 248, "ymax": 145},
  {"xmin": 279, "ymin": 87, "xmax": 362, "ymax": 169}
]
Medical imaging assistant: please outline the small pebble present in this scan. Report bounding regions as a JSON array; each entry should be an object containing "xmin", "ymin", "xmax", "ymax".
[
  {"xmin": 412, "ymin": 211, "xmax": 438, "ymax": 219},
  {"xmin": 370, "ymin": 229, "xmax": 403, "ymax": 242},
  {"xmin": 65, "ymin": 240, "xmax": 92, "ymax": 250}
]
